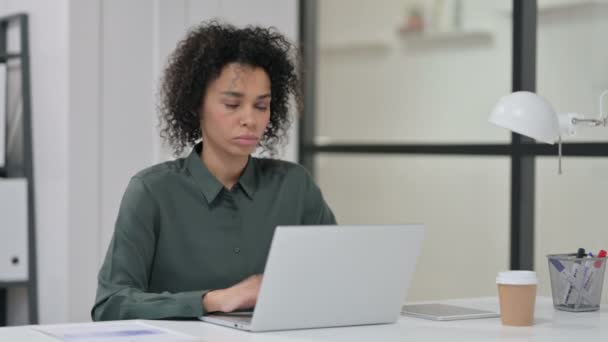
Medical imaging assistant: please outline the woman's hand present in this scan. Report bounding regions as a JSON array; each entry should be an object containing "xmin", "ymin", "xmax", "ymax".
[{"xmin": 203, "ymin": 274, "xmax": 263, "ymax": 313}]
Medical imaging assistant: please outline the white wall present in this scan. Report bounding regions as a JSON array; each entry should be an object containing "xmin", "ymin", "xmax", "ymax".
[
  {"xmin": 98, "ymin": 0, "xmax": 158, "ymax": 279},
  {"xmin": 536, "ymin": 1, "xmax": 608, "ymax": 142},
  {"xmin": 317, "ymin": 0, "xmax": 608, "ymax": 302},
  {"xmin": 316, "ymin": 155, "xmax": 510, "ymax": 301},
  {"xmin": 67, "ymin": 0, "xmax": 102, "ymax": 323},
  {"xmin": 316, "ymin": 0, "xmax": 513, "ymax": 301},
  {"xmin": 2, "ymin": 0, "xmax": 299, "ymax": 325},
  {"xmin": 535, "ymin": 1, "xmax": 608, "ymax": 302},
  {"xmin": 317, "ymin": 0, "xmax": 512, "ymax": 144}
]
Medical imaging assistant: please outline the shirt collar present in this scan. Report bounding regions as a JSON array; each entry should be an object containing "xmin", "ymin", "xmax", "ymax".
[
  {"xmin": 238, "ymin": 155, "xmax": 257, "ymax": 200},
  {"xmin": 186, "ymin": 143, "xmax": 258, "ymax": 203}
]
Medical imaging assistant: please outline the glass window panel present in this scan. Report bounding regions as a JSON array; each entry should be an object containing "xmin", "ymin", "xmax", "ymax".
[
  {"xmin": 316, "ymin": 0, "xmax": 512, "ymax": 144},
  {"xmin": 535, "ymin": 157, "xmax": 608, "ymax": 304},
  {"xmin": 537, "ymin": 1, "xmax": 608, "ymax": 142},
  {"xmin": 315, "ymin": 155, "xmax": 510, "ymax": 301}
]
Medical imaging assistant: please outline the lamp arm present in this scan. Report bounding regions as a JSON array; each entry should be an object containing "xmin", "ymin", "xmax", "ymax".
[
  {"xmin": 568, "ymin": 90, "xmax": 608, "ymax": 127},
  {"xmin": 558, "ymin": 135, "xmax": 562, "ymax": 174},
  {"xmin": 554, "ymin": 90, "xmax": 608, "ymax": 175},
  {"xmin": 571, "ymin": 117, "xmax": 604, "ymax": 126},
  {"xmin": 598, "ymin": 89, "xmax": 608, "ymax": 125}
]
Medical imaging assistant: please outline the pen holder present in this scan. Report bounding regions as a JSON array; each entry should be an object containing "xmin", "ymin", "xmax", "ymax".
[{"xmin": 547, "ymin": 254, "xmax": 606, "ymax": 312}]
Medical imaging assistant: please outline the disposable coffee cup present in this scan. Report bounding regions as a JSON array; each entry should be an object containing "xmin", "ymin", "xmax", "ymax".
[{"xmin": 496, "ymin": 271, "xmax": 538, "ymax": 326}]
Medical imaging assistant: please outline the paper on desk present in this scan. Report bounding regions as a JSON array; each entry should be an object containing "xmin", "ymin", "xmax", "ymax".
[{"xmin": 34, "ymin": 321, "xmax": 203, "ymax": 342}]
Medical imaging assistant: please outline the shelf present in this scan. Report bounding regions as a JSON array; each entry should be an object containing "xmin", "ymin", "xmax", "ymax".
[
  {"xmin": 319, "ymin": 39, "xmax": 391, "ymax": 53},
  {"xmin": 398, "ymin": 30, "xmax": 493, "ymax": 47},
  {"xmin": 498, "ymin": 0, "xmax": 608, "ymax": 15},
  {"xmin": 0, "ymin": 14, "xmax": 36, "ymax": 326},
  {"xmin": 540, "ymin": 1, "xmax": 607, "ymax": 14},
  {"xmin": 319, "ymin": 30, "xmax": 493, "ymax": 52},
  {"xmin": 0, "ymin": 281, "xmax": 28, "ymax": 288},
  {"xmin": 0, "ymin": 53, "xmax": 21, "ymax": 62},
  {"xmin": 314, "ymin": 136, "xmax": 333, "ymax": 146}
]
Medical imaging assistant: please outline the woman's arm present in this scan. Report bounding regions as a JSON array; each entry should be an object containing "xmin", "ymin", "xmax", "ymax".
[
  {"xmin": 203, "ymin": 274, "xmax": 262, "ymax": 313},
  {"xmin": 91, "ymin": 177, "xmax": 211, "ymax": 320},
  {"xmin": 301, "ymin": 169, "xmax": 337, "ymax": 225},
  {"xmin": 91, "ymin": 177, "xmax": 263, "ymax": 320}
]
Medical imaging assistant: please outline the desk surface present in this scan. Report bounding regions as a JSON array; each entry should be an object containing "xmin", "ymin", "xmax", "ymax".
[{"xmin": 1, "ymin": 297, "xmax": 606, "ymax": 341}]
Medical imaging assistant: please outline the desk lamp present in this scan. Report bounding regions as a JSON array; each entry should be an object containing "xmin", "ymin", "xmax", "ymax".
[{"xmin": 489, "ymin": 90, "xmax": 608, "ymax": 174}]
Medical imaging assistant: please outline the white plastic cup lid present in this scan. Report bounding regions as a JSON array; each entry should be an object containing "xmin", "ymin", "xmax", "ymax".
[{"xmin": 496, "ymin": 271, "xmax": 538, "ymax": 285}]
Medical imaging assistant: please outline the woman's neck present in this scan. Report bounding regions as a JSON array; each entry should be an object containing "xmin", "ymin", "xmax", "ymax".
[{"xmin": 201, "ymin": 143, "xmax": 248, "ymax": 190}]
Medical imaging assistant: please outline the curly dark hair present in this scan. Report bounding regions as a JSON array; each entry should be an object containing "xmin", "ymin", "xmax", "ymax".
[{"xmin": 158, "ymin": 20, "xmax": 301, "ymax": 157}]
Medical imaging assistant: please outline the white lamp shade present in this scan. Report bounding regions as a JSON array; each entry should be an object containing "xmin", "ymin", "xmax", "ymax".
[{"xmin": 489, "ymin": 91, "xmax": 560, "ymax": 144}]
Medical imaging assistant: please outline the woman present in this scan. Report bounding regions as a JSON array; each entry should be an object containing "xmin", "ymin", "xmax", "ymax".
[{"xmin": 91, "ymin": 21, "xmax": 336, "ymax": 321}]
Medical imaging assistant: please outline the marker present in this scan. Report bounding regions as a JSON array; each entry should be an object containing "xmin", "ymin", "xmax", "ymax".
[
  {"xmin": 563, "ymin": 248, "xmax": 586, "ymax": 305},
  {"xmin": 583, "ymin": 250, "xmax": 607, "ymax": 294},
  {"xmin": 577, "ymin": 248, "xmax": 587, "ymax": 258},
  {"xmin": 574, "ymin": 252, "xmax": 596, "ymax": 308},
  {"xmin": 549, "ymin": 258, "xmax": 579, "ymax": 286},
  {"xmin": 594, "ymin": 250, "xmax": 607, "ymax": 268}
]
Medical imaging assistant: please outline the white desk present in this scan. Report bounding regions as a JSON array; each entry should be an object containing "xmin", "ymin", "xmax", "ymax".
[{"xmin": 1, "ymin": 297, "xmax": 606, "ymax": 341}]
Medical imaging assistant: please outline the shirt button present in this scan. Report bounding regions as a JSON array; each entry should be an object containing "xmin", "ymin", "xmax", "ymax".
[{"xmin": 234, "ymin": 247, "xmax": 240, "ymax": 254}]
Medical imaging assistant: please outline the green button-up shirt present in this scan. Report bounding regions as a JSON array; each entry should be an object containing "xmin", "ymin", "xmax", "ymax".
[{"xmin": 92, "ymin": 144, "xmax": 336, "ymax": 321}]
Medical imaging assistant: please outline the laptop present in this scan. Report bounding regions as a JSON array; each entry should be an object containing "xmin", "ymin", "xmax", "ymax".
[{"xmin": 200, "ymin": 224, "xmax": 425, "ymax": 332}]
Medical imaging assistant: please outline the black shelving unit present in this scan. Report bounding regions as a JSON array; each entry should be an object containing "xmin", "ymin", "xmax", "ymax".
[{"xmin": 0, "ymin": 13, "xmax": 37, "ymax": 325}]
